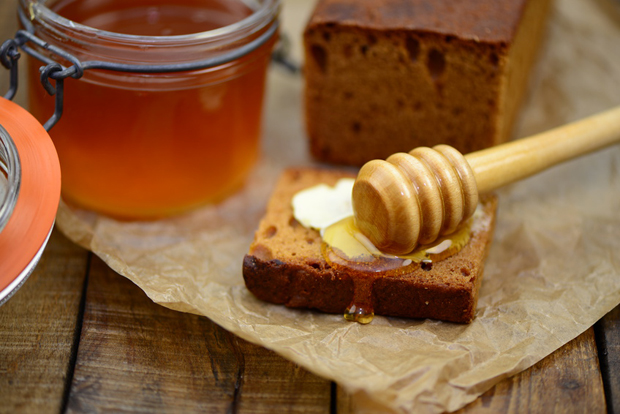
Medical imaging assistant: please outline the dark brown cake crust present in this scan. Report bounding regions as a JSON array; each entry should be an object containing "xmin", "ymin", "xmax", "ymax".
[
  {"xmin": 242, "ymin": 168, "xmax": 498, "ymax": 323},
  {"xmin": 308, "ymin": 0, "xmax": 528, "ymax": 43},
  {"xmin": 303, "ymin": 0, "xmax": 552, "ymax": 166},
  {"xmin": 243, "ymin": 256, "xmax": 354, "ymax": 313}
]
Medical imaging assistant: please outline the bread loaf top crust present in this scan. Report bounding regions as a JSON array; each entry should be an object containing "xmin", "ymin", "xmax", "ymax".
[{"xmin": 308, "ymin": 0, "xmax": 529, "ymax": 43}]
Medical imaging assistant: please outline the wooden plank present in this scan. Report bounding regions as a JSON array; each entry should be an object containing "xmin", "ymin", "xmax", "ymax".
[
  {"xmin": 233, "ymin": 334, "xmax": 332, "ymax": 414},
  {"xmin": 456, "ymin": 328, "xmax": 606, "ymax": 414},
  {"xmin": 0, "ymin": 230, "xmax": 90, "ymax": 413},
  {"xmin": 65, "ymin": 257, "xmax": 241, "ymax": 413},
  {"xmin": 335, "ymin": 328, "xmax": 606, "ymax": 413},
  {"xmin": 66, "ymin": 255, "xmax": 332, "ymax": 413},
  {"xmin": 595, "ymin": 304, "xmax": 620, "ymax": 414}
]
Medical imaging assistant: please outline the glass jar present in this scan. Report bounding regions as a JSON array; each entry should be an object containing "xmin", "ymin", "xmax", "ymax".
[
  {"xmin": 0, "ymin": 124, "xmax": 20, "ymax": 235},
  {"xmin": 20, "ymin": 0, "xmax": 280, "ymax": 219}
]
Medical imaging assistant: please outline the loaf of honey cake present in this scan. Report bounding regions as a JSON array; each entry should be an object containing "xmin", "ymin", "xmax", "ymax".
[
  {"xmin": 303, "ymin": 0, "xmax": 552, "ymax": 166},
  {"xmin": 242, "ymin": 168, "xmax": 498, "ymax": 323}
]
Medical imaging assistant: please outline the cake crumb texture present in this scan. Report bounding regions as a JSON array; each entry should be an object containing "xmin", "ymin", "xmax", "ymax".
[
  {"xmin": 243, "ymin": 168, "xmax": 498, "ymax": 323},
  {"xmin": 304, "ymin": 0, "xmax": 553, "ymax": 166}
]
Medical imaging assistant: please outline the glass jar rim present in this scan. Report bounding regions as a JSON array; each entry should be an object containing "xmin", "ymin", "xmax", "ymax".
[
  {"xmin": 21, "ymin": 0, "xmax": 281, "ymax": 46},
  {"xmin": 0, "ymin": 125, "xmax": 21, "ymax": 236}
]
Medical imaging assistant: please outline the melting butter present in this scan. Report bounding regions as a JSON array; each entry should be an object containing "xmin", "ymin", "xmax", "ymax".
[
  {"xmin": 291, "ymin": 178, "xmax": 354, "ymax": 231},
  {"xmin": 292, "ymin": 178, "xmax": 480, "ymax": 324},
  {"xmin": 322, "ymin": 216, "xmax": 472, "ymax": 275}
]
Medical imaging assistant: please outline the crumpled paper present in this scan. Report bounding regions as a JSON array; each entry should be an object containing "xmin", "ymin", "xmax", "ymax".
[{"xmin": 55, "ymin": 0, "xmax": 620, "ymax": 412}]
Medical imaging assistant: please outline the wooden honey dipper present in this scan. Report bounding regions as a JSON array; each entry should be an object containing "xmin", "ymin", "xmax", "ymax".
[{"xmin": 352, "ymin": 106, "xmax": 620, "ymax": 255}]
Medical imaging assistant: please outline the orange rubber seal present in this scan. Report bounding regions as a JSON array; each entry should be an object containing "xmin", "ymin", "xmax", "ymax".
[{"xmin": 0, "ymin": 97, "xmax": 61, "ymax": 299}]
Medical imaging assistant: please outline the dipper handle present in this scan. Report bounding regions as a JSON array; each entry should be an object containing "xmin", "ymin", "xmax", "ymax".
[{"xmin": 352, "ymin": 106, "xmax": 620, "ymax": 255}]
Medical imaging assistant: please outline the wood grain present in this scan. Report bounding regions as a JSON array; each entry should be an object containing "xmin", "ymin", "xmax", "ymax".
[
  {"xmin": 1, "ymin": 1, "xmax": 618, "ymax": 413},
  {"xmin": 595, "ymin": 305, "xmax": 620, "ymax": 414},
  {"xmin": 465, "ymin": 105, "xmax": 620, "ymax": 193},
  {"xmin": 352, "ymin": 106, "xmax": 620, "ymax": 254},
  {"xmin": 231, "ymin": 334, "xmax": 332, "ymax": 413},
  {"xmin": 334, "ymin": 328, "xmax": 607, "ymax": 414},
  {"xmin": 455, "ymin": 328, "xmax": 606, "ymax": 414},
  {"xmin": 66, "ymin": 255, "xmax": 332, "ymax": 413},
  {"xmin": 0, "ymin": 230, "xmax": 90, "ymax": 414}
]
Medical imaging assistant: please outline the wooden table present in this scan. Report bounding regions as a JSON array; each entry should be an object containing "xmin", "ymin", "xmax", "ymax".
[
  {"xmin": 1, "ymin": 228, "xmax": 618, "ymax": 414},
  {"xmin": 1, "ymin": 1, "xmax": 619, "ymax": 412}
]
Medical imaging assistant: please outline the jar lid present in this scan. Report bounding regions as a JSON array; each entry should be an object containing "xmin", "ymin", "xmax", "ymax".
[{"xmin": 0, "ymin": 97, "xmax": 61, "ymax": 306}]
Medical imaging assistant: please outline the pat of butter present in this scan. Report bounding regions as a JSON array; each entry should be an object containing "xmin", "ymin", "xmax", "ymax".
[{"xmin": 291, "ymin": 178, "xmax": 354, "ymax": 233}]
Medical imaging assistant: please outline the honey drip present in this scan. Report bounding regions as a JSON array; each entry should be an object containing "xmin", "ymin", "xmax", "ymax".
[
  {"xmin": 343, "ymin": 277, "xmax": 375, "ymax": 324},
  {"xmin": 321, "ymin": 216, "xmax": 472, "ymax": 324}
]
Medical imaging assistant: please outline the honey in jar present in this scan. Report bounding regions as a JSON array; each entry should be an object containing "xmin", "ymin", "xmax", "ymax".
[{"xmin": 22, "ymin": 0, "xmax": 280, "ymax": 218}]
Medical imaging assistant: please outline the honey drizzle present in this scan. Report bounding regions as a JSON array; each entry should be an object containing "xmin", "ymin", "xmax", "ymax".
[
  {"xmin": 321, "ymin": 216, "xmax": 473, "ymax": 324},
  {"xmin": 343, "ymin": 276, "xmax": 375, "ymax": 324}
]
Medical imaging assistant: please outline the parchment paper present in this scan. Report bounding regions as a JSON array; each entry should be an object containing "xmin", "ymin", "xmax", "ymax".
[{"xmin": 55, "ymin": 0, "xmax": 620, "ymax": 412}]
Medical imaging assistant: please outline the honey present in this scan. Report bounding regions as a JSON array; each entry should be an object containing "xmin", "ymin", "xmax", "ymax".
[
  {"xmin": 322, "ymin": 216, "xmax": 472, "ymax": 275},
  {"xmin": 23, "ymin": 0, "xmax": 279, "ymax": 218},
  {"xmin": 292, "ymin": 177, "xmax": 477, "ymax": 324},
  {"xmin": 321, "ymin": 216, "xmax": 472, "ymax": 324}
]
